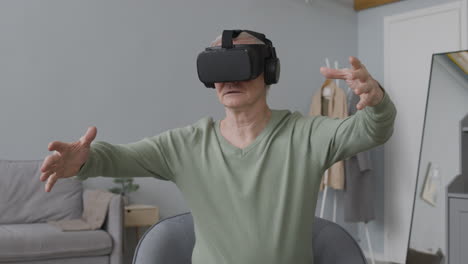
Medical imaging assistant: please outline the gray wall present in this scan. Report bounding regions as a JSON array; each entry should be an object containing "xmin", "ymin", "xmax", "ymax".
[
  {"xmin": 356, "ymin": 0, "xmax": 464, "ymax": 259},
  {"xmin": 0, "ymin": 0, "xmax": 357, "ymax": 218}
]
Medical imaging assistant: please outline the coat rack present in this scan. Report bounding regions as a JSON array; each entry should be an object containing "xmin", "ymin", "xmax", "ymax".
[
  {"xmin": 319, "ymin": 57, "xmax": 339, "ymax": 223},
  {"xmin": 318, "ymin": 57, "xmax": 376, "ymax": 264}
]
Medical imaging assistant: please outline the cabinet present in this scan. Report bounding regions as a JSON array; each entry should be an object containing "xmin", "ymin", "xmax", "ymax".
[
  {"xmin": 124, "ymin": 204, "xmax": 159, "ymax": 240},
  {"xmin": 447, "ymin": 175, "xmax": 468, "ymax": 264}
]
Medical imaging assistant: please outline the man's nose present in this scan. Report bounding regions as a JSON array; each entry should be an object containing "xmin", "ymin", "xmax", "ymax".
[{"xmin": 224, "ymin": 81, "xmax": 240, "ymax": 87}]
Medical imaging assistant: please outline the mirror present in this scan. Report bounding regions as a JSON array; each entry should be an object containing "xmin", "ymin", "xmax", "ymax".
[{"xmin": 406, "ymin": 50, "xmax": 468, "ymax": 264}]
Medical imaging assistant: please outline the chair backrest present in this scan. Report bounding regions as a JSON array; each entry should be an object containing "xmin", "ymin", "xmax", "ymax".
[
  {"xmin": 133, "ymin": 212, "xmax": 367, "ymax": 264},
  {"xmin": 0, "ymin": 160, "xmax": 83, "ymax": 224}
]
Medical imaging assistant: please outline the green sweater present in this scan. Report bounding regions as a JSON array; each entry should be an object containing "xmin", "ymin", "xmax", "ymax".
[{"xmin": 77, "ymin": 91, "xmax": 396, "ymax": 264}]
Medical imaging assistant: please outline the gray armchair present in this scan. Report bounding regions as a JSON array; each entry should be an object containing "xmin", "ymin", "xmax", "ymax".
[
  {"xmin": 133, "ymin": 212, "xmax": 368, "ymax": 264},
  {"xmin": 0, "ymin": 160, "xmax": 124, "ymax": 264}
]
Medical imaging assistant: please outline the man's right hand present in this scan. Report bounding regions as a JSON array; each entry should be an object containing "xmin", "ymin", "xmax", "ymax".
[{"xmin": 40, "ymin": 126, "xmax": 97, "ymax": 192}]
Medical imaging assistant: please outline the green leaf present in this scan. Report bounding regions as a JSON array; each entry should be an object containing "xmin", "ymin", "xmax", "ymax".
[
  {"xmin": 110, "ymin": 177, "xmax": 139, "ymax": 195},
  {"xmin": 128, "ymin": 185, "xmax": 139, "ymax": 192},
  {"xmin": 109, "ymin": 187, "xmax": 122, "ymax": 194}
]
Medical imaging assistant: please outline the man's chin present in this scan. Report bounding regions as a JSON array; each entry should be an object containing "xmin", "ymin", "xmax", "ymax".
[{"xmin": 222, "ymin": 100, "xmax": 249, "ymax": 109}]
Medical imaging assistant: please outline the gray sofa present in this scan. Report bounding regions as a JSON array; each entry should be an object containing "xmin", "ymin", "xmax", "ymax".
[{"xmin": 0, "ymin": 160, "xmax": 124, "ymax": 264}]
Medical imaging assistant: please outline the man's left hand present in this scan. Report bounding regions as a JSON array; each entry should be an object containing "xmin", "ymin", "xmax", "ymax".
[{"xmin": 320, "ymin": 56, "xmax": 384, "ymax": 110}]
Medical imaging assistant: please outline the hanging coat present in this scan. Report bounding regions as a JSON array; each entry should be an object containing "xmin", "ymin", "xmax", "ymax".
[
  {"xmin": 309, "ymin": 79, "xmax": 348, "ymax": 190},
  {"xmin": 344, "ymin": 89, "xmax": 375, "ymax": 223}
]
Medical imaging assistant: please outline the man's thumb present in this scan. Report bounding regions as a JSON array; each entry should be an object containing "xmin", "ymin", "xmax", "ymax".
[{"xmin": 80, "ymin": 126, "xmax": 97, "ymax": 146}]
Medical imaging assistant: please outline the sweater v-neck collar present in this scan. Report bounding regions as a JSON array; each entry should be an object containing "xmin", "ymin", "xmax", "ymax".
[{"xmin": 214, "ymin": 109, "xmax": 287, "ymax": 157}]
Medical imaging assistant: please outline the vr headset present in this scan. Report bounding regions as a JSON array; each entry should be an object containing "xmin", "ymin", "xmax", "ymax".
[{"xmin": 196, "ymin": 30, "xmax": 280, "ymax": 88}]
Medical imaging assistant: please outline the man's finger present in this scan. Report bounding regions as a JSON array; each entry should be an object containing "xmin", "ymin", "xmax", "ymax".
[
  {"xmin": 48, "ymin": 141, "xmax": 67, "ymax": 152},
  {"xmin": 351, "ymin": 69, "xmax": 368, "ymax": 82},
  {"xmin": 349, "ymin": 56, "xmax": 363, "ymax": 70},
  {"xmin": 45, "ymin": 173, "xmax": 58, "ymax": 192},
  {"xmin": 40, "ymin": 170, "xmax": 54, "ymax": 182},
  {"xmin": 40, "ymin": 154, "xmax": 60, "ymax": 173},
  {"xmin": 356, "ymin": 96, "xmax": 369, "ymax": 110},
  {"xmin": 354, "ymin": 83, "xmax": 372, "ymax": 95},
  {"xmin": 320, "ymin": 67, "xmax": 349, "ymax": 80},
  {"xmin": 80, "ymin": 126, "xmax": 97, "ymax": 147}
]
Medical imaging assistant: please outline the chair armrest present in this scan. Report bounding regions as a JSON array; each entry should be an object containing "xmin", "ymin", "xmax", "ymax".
[{"xmin": 103, "ymin": 194, "xmax": 125, "ymax": 264}]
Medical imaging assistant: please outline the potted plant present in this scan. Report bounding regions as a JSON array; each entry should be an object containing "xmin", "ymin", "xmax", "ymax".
[{"xmin": 108, "ymin": 178, "xmax": 139, "ymax": 205}]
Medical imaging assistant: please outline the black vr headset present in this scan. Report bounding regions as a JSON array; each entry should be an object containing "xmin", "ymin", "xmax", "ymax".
[{"xmin": 196, "ymin": 30, "xmax": 280, "ymax": 88}]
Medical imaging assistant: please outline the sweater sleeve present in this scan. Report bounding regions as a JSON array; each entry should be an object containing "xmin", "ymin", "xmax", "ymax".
[
  {"xmin": 311, "ymin": 88, "xmax": 397, "ymax": 170},
  {"xmin": 74, "ymin": 134, "xmax": 175, "ymax": 182}
]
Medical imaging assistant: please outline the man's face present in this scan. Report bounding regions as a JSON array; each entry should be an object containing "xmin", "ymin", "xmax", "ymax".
[
  {"xmin": 213, "ymin": 39, "xmax": 268, "ymax": 110},
  {"xmin": 215, "ymin": 73, "xmax": 267, "ymax": 110}
]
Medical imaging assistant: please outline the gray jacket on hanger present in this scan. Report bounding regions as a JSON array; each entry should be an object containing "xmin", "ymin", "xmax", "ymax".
[{"xmin": 344, "ymin": 89, "xmax": 375, "ymax": 223}]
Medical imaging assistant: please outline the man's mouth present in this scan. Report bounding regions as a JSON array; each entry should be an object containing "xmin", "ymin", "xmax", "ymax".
[{"xmin": 224, "ymin": 91, "xmax": 242, "ymax": 95}]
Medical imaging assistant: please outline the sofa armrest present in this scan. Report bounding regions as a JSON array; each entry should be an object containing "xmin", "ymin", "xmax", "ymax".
[{"xmin": 103, "ymin": 194, "xmax": 125, "ymax": 264}]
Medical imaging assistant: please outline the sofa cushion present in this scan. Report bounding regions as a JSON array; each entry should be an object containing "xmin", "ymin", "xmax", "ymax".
[
  {"xmin": 0, "ymin": 160, "xmax": 83, "ymax": 224},
  {"xmin": 0, "ymin": 223, "xmax": 112, "ymax": 262}
]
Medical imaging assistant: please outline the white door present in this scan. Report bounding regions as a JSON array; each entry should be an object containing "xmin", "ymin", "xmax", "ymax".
[{"xmin": 383, "ymin": 1, "xmax": 467, "ymax": 263}]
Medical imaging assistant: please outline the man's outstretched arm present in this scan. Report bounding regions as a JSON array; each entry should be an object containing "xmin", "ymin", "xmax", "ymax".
[
  {"xmin": 75, "ymin": 137, "xmax": 174, "ymax": 182},
  {"xmin": 312, "ymin": 56, "xmax": 397, "ymax": 169},
  {"xmin": 41, "ymin": 127, "xmax": 174, "ymax": 192}
]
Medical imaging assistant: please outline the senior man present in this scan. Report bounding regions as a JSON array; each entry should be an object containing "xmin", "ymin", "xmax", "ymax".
[{"xmin": 40, "ymin": 30, "xmax": 396, "ymax": 264}]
